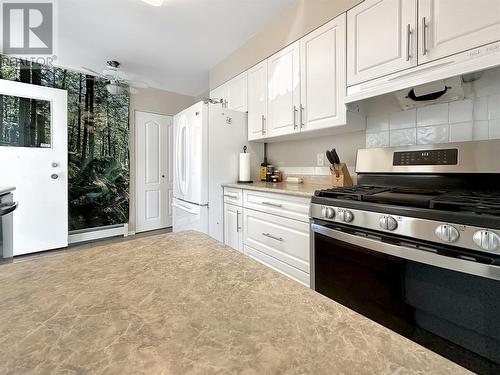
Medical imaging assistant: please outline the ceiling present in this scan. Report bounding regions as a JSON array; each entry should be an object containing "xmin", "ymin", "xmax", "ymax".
[{"xmin": 57, "ymin": 0, "xmax": 297, "ymax": 96}]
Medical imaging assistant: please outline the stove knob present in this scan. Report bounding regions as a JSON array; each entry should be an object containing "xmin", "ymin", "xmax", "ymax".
[
  {"xmin": 321, "ymin": 207, "xmax": 335, "ymax": 219},
  {"xmin": 379, "ymin": 215, "xmax": 398, "ymax": 231},
  {"xmin": 338, "ymin": 209, "xmax": 354, "ymax": 223},
  {"xmin": 473, "ymin": 231, "xmax": 500, "ymax": 252},
  {"xmin": 435, "ymin": 225, "xmax": 460, "ymax": 243}
]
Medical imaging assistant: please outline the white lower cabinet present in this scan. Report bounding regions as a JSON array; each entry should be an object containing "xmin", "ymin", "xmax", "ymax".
[
  {"xmin": 224, "ymin": 203, "xmax": 243, "ymax": 253},
  {"xmin": 223, "ymin": 187, "xmax": 310, "ymax": 287}
]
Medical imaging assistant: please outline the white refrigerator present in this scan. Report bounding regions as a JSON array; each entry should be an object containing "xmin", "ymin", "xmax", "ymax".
[{"xmin": 172, "ymin": 101, "xmax": 262, "ymax": 239}]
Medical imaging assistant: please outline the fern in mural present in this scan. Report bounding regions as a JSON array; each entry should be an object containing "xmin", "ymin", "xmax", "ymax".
[{"xmin": 0, "ymin": 56, "xmax": 130, "ymax": 231}]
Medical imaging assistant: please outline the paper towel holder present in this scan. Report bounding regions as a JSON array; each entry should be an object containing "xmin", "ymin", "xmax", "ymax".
[{"xmin": 237, "ymin": 145, "xmax": 254, "ymax": 184}]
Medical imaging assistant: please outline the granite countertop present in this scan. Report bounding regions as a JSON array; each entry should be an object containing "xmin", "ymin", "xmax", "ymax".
[
  {"xmin": 0, "ymin": 231, "xmax": 469, "ymax": 374},
  {"xmin": 0, "ymin": 186, "xmax": 15, "ymax": 195},
  {"xmin": 222, "ymin": 181, "xmax": 331, "ymax": 198}
]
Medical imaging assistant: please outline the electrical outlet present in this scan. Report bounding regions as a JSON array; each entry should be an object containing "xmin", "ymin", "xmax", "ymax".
[{"xmin": 317, "ymin": 153, "xmax": 324, "ymax": 166}]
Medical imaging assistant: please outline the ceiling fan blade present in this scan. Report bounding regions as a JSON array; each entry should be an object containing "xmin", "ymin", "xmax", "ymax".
[{"xmin": 81, "ymin": 66, "xmax": 104, "ymax": 77}]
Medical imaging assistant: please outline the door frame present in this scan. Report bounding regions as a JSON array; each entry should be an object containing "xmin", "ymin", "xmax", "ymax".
[{"xmin": 134, "ymin": 110, "xmax": 173, "ymax": 233}]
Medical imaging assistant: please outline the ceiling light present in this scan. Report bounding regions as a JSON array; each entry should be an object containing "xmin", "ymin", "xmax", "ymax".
[{"xmin": 141, "ymin": 0, "xmax": 164, "ymax": 6}]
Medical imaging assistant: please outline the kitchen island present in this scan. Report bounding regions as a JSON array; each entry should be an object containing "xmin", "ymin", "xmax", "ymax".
[{"xmin": 0, "ymin": 231, "xmax": 469, "ymax": 374}]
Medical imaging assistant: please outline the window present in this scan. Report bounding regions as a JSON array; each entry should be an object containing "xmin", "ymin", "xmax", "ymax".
[{"xmin": 0, "ymin": 94, "xmax": 51, "ymax": 148}]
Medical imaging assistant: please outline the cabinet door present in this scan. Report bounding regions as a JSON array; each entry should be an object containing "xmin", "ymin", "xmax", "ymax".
[
  {"xmin": 226, "ymin": 71, "xmax": 248, "ymax": 112},
  {"xmin": 248, "ymin": 60, "xmax": 268, "ymax": 140},
  {"xmin": 267, "ymin": 41, "xmax": 300, "ymax": 138},
  {"xmin": 300, "ymin": 14, "xmax": 346, "ymax": 132},
  {"xmin": 419, "ymin": 0, "xmax": 500, "ymax": 64},
  {"xmin": 210, "ymin": 85, "xmax": 227, "ymax": 106},
  {"xmin": 347, "ymin": 0, "xmax": 417, "ymax": 85},
  {"xmin": 224, "ymin": 204, "xmax": 243, "ymax": 253}
]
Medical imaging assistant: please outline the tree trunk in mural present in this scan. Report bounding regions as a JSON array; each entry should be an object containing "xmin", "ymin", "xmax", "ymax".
[
  {"xmin": 31, "ymin": 63, "xmax": 42, "ymax": 146},
  {"xmin": 0, "ymin": 58, "xmax": 3, "ymax": 143},
  {"xmin": 77, "ymin": 75, "xmax": 82, "ymax": 154},
  {"xmin": 18, "ymin": 61, "xmax": 31, "ymax": 147},
  {"xmin": 87, "ymin": 77, "xmax": 95, "ymax": 159},
  {"xmin": 82, "ymin": 75, "xmax": 94, "ymax": 161}
]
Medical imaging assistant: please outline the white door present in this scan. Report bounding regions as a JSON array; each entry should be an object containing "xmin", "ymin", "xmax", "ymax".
[
  {"xmin": 223, "ymin": 203, "xmax": 243, "ymax": 253},
  {"xmin": 248, "ymin": 60, "xmax": 268, "ymax": 140},
  {"xmin": 418, "ymin": 0, "xmax": 500, "ymax": 64},
  {"xmin": 135, "ymin": 111, "xmax": 172, "ymax": 233},
  {"xmin": 0, "ymin": 79, "xmax": 67, "ymax": 255},
  {"xmin": 347, "ymin": 0, "xmax": 417, "ymax": 85},
  {"xmin": 226, "ymin": 71, "xmax": 248, "ymax": 112},
  {"xmin": 300, "ymin": 13, "xmax": 347, "ymax": 132},
  {"xmin": 267, "ymin": 41, "xmax": 301, "ymax": 138}
]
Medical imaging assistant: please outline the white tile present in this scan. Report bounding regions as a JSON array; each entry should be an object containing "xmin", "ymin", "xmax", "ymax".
[
  {"xmin": 390, "ymin": 128, "xmax": 416, "ymax": 147},
  {"xmin": 488, "ymin": 94, "xmax": 500, "ymax": 120},
  {"xmin": 366, "ymin": 131, "xmax": 390, "ymax": 148},
  {"xmin": 472, "ymin": 68, "xmax": 500, "ymax": 97},
  {"xmin": 366, "ymin": 114, "xmax": 389, "ymax": 133},
  {"xmin": 416, "ymin": 103, "xmax": 448, "ymax": 127},
  {"xmin": 490, "ymin": 119, "xmax": 500, "ymax": 139},
  {"xmin": 449, "ymin": 122, "xmax": 473, "ymax": 142},
  {"xmin": 389, "ymin": 109, "xmax": 416, "ymax": 130},
  {"xmin": 417, "ymin": 125, "xmax": 449, "ymax": 145},
  {"xmin": 449, "ymin": 98, "xmax": 473, "ymax": 123},
  {"xmin": 473, "ymin": 97, "xmax": 488, "ymax": 121},
  {"xmin": 474, "ymin": 121, "xmax": 489, "ymax": 141}
]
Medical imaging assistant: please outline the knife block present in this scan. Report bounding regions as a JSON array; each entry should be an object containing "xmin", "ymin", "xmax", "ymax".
[{"xmin": 331, "ymin": 163, "xmax": 353, "ymax": 187}]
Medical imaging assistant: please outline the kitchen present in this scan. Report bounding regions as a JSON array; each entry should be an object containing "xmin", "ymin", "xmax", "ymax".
[{"xmin": 1, "ymin": 0, "xmax": 500, "ymax": 373}]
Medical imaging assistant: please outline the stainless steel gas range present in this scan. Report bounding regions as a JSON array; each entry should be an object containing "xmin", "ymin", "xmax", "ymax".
[{"xmin": 310, "ymin": 140, "xmax": 500, "ymax": 374}]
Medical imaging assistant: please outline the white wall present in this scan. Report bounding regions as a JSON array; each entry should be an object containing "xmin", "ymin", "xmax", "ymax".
[{"xmin": 129, "ymin": 87, "xmax": 196, "ymax": 233}]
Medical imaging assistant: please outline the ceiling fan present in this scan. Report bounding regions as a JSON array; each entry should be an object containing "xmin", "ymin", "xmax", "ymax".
[{"xmin": 82, "ymin": 61, "xmax": 148, "ymax": 95}]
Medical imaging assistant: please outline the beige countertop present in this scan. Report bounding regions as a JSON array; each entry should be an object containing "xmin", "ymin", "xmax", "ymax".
[
  {"xmin": 222, "ymin": 181, "xmax": 332, "ymax": 198},
  {"xmin": 0, "ymin": 231, "xmax": 469, "ymax": 374}
]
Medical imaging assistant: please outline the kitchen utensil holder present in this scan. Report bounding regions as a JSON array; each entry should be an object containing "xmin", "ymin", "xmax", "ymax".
[{"xmin": 331, "ymin": 163, "xmax": 353, "ymax": 187}]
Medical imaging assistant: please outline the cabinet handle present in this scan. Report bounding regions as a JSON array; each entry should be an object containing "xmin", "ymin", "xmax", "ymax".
[
  {"xmin": 236, "ymin": 210, "xmax": 241, "ymax": 232},
  {"xmin": 261, "ymin": 114, "xmax": 266, "ymax": 135},
  {"xmin": 422, "ymin": 17, "xmax": 428, "ymax": 56},
  {"xmin": 300, "ymin": 104, "xmax": 305, "ymax": 128},
  {"xmin": 224, "ymin": 194, "xmax": 239, "ymax": 199},
  {"xmin": 262, "ymin": 233, "xmax": 284, "ymax": 242},
  {"xmin": 293, "ymin": 106, "xmax": 298, "ymax": 129},
  {"xmin": 406, "ymin": 24, "xmax": 412, "ymax": 61},
  {"xmin": 262, "ymin": 201, "xmax": 282, "ymax": 208}
]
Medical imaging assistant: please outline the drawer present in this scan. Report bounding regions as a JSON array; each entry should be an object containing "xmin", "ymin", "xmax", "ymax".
[
  {"xmin": 223, "ymin": 187, "xmax": 242, "ymax": 206},
  {"xmin": 243, "ymin": 208, "xmax": 309, "ymax": 273},
  {"xmin": 243, "ymin": 190, "xmax": 310, "ymax": 222},
  {"xmin": 245, "ymin": 244, "xmax": 310, "ymax": 287}
]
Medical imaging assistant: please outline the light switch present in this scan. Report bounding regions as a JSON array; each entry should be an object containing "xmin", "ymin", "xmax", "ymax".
[{"xmin": 316, "ymin": 153, "xmax": 324, "ymax": 166}]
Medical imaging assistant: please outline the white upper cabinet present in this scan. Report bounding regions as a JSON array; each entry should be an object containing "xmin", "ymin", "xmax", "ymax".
[
  {"xmin": 267, "ymin": 41, "xmax": 301, "ymax": 138},
  {"xmin": 347, "ymin": 0, "xmax": 417, "ymax": 85},
  {"xmin": 226, "ymin": 71, "xmax": 248, "ymax": 112},
  {"xmin": 247, "ymin": 60, "xmax": 268, "ymax": 140},
  {"xmin": 300, "ymin": 14, "xmax": 347, "ymax": 132},
  {"xmin": 418, "ymin": 0, "xmax": 500, "ymax": 64},
  {"xmin": 209, "ymin": 72, "xmax": 247, "ymax": 112}
]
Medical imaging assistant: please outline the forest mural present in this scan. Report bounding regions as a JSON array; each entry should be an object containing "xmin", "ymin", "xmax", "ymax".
[{"xmin": 0, "ymin": 57, "xmax": 130, "ymax": 231}]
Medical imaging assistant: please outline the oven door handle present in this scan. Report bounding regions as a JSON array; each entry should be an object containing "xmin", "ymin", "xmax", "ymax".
[{"xmin": 311, "ymin": 223, "xmax": 500, "ymax": 282}]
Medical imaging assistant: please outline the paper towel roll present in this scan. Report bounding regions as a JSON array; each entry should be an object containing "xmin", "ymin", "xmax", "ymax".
[{"xmin": 239, "ymin": 153, "xmax": 251, "ymax": 182}]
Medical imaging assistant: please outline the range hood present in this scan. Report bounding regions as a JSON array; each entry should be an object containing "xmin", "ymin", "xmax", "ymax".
[
  {"xmin": 345, "ymin": 40, "xmax": 500, "ymax": 105},
  {"xmin": 394, "ymin": 76, "xmax": 465, "ymax": 110}
]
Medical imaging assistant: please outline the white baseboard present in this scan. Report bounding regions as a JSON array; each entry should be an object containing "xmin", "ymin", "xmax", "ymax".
[{"xmin": 68, "ymin": 224, "xmax": 128, "ymax": 244}]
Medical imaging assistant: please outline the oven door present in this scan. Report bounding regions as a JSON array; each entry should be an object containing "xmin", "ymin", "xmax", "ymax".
[{"xmin": 311, "ymin": 221, "xmax": 500, "ymax": 373}]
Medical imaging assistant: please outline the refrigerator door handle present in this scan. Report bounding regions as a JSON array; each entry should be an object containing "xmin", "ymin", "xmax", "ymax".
[{"xmin": 172, "ymin": 201, "xmax": 198, "ymax": 215}]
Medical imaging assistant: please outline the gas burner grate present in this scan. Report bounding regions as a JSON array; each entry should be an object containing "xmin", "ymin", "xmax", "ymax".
[
  {"xmin": 430, "ymin": 192, "xmax": 500, "ymax": 216},
  {"xmin": 314, "ymin": 185, "xmax": 389, "ymax": 201}
]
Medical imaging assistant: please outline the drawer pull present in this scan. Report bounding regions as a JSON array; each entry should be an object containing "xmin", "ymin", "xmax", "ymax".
[
  {"xmin": 262, "ymin": 201, "xmax": 282, "ymax": 208},
  {"xmin": 262, "ymin": 232, "xmax": 284, "ymax": 242},
  {"xmin": 224, "ymin": 194, "xmax": 239, "ymax": 199}
]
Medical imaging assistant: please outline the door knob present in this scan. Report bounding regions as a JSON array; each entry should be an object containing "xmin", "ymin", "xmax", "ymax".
[{"xmin": 51, "ymin": 174, "xmax": 59, "ymax": 180}]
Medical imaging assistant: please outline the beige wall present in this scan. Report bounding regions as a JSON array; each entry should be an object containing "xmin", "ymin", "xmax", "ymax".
[
  {"xmin": 129, "ymin": 87, "xmax": 196, "ymax": 233},
  {"xmin": 209, "ymin": 0, "xmax": 362, "ymax": 89}
]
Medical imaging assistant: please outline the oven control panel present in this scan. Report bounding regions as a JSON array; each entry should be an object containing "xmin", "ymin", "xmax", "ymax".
[{"xmin": 393, "ymin": 149, "xmax": 458, "ymax": 166}]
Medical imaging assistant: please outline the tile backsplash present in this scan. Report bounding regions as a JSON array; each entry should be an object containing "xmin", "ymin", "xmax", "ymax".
[{"xmin": 366, "ymin": 68, "xmax": 500, "ymax": 148}]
